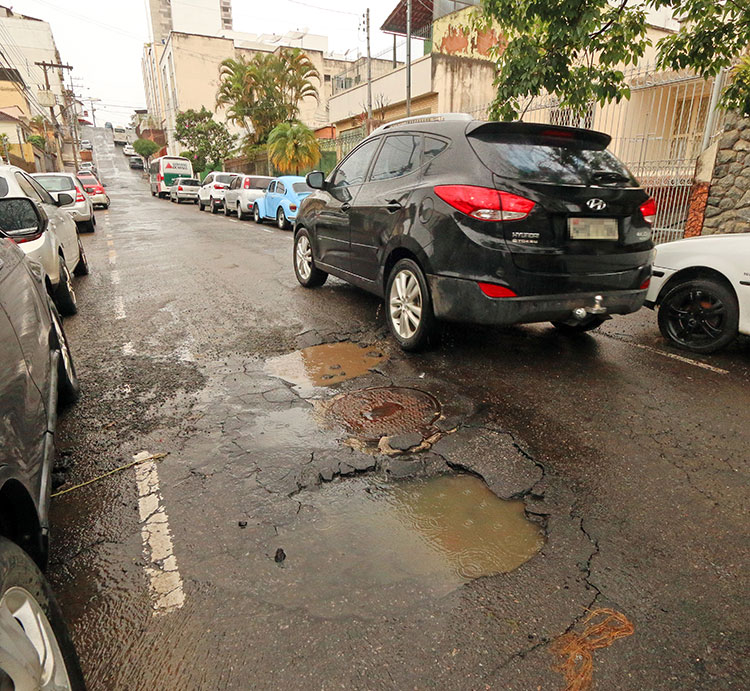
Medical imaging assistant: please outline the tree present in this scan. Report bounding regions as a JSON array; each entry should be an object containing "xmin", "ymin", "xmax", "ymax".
[
  {"xmin": 478, "ymin": 0, "xmax": 750, "ymax": 120},
  {"xmin": 267, "ymin": 121, "xmax": 321, "ymax": 174},
  {"xmin": 133, "ymin": 138, "xmax": 160, "ymax": 159},
  {"xmin": 27, "ymin": 134, "xmax": 46, "ymax": 151},
  {"xmin": 175, "ymin": 107, "xmax": 236, "ymax": 170}
]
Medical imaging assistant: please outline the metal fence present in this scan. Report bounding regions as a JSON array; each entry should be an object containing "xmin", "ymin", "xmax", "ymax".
[{"xmin": 318, "ymin": 126, "xmax": 366, "ymax": 172}]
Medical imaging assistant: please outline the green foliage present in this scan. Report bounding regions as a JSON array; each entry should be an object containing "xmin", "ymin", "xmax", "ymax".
[
  {"xmin": 216, "ymin": 48, "xmax": 320, "ymax": 149},
  {"xmin": 133, "ymin": 138, "xmax": 160, "ymax": 159},
  {"xmin": 179, "ymin": 149, "xmax": 207, "ymax": 173},
  {"xmin": 175, "ymin": 107, "xmax": 236, "ymax": 171},
  {"xmin": 267, "ymin": 121, "xmax": 321, "ymax": 175},
  {"xmin": 27, "ymin": 134, "xmax": 46, "ymax": 150},
  {"xmin": 479, "ymin": 0, "xmax": 750, "ymax": 120}
]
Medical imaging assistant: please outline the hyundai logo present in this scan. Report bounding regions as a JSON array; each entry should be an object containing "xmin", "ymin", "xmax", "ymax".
[{"xmin": 586, "ymin": 198, "xmax": 607, "ymax": 211}]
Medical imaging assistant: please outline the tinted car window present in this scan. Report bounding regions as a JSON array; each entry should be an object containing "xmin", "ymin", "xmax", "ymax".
[
  {"xmin": 267, "ymin": 182, "xmax": 276, "ymax": 193},
  {"xmin": 181, "ymin": 179, "xmax": 199, "ymax": 187},
  {"xmin": 370, "ymin": 135, "xmax": 421, "ymax": 182},
  {"xmin": 35, "ymin": 175, "xmax": 74, "ymax": 192},
  {"xmin": 331, "ymin": 138, "xmax": 380, "ymax": 188},
  {"xmin": 203, "ymin": 174, "xmax": 213, "ymax": 185},
  {"xmin": 216, "ymin": 174, "xmax": 234, "ymax": 184},
  {"xmin": 0, "ymin": 198, "xmax": 38, "ymax": 233},
  {"xmin": 14, "ymin": 173, "xmax": 42, "ymax": 202},
  {"xmin": 277, "ymin": 183, "xmax": 286, "ymax": 195},
  {"xmin": 248, "ymin": 177, "xmax": 271, "ymax": 189},
  {"xmin": 468, "ymin": 133, "xmax": 635, "ymax": 185},
  {"xmin": 424, "ymin": 136, "xmax": 449, "ymax": 163},
  {"xmin": 293, "ymin": 183, "xmax": 311, "ymax": 194}
]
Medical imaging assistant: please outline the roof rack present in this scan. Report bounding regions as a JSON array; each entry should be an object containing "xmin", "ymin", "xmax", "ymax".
[{"xmin": 370, "ymin": 113, "xmax": 473, "ymax": 137}]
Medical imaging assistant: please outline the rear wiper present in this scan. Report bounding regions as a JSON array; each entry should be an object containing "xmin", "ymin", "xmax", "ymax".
[{"xmin": 591, "ymin": 170, "xmax": 630, "ymax": 184}]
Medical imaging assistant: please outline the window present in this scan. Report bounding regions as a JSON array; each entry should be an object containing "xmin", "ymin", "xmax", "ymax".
[
  {"xmin": 370, "ymin": 135, "xmax": 421, "ymax": 182},
  {"xmin": 203, "ymin": 174, "xmax": 213, "ymax": 186},
  {"xmin": 332, "ymin": 138, "xmax": 380, "ymax": 188},
  {"xmin": 424, "ymin": 136, "xmax": 449, "ymax": 164},
  {"xmin": 276, "ymin": 182, "xmax": 286, "ymax": 195},
  {"xmin": 15, "ymin": 172, "xmax": 42, "ymax": 202},
  {"xmin": 246, "ymin": 177, "xmax": 271, "ymax": 190},
  {"xmin": 293, "ymin": 182, "xmax": 312, "ymax": 194},
  {"xmin": 35, "ymin": 175, "xmax": 74, "ymax": 192},
  {"xmin": 27, "ymin": 176, "xmax": 55, "ymax": 205},
  {"xmin": 216, "ymin": 174, "xmax": 234, "ymax": 185}
]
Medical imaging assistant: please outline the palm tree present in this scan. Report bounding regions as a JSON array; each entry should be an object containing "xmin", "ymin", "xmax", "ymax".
[
  {"xmin": 276, "ymin": 48, "xmax": 320, "ymax": 121},
  {"xmin": 267, "ymin": 121, "xmax": 321, "ymax": 174}
]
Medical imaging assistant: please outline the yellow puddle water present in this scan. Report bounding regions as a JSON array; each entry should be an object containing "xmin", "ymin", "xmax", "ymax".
[
  {"xmin": 252, "ymin": 474, "xmax": 544, "ymax": 617},
  {"xmin": 266, "ymin": 342, "xmax": 386, "ymax": 393}
]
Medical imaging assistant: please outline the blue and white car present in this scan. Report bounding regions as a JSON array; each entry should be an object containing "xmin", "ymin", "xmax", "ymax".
[{"xmin": 252, "ymin": 176, "xmax": 312, "ymax": 230}]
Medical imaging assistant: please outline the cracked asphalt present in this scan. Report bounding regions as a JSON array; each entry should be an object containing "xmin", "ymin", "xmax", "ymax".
[{"xmin": 47, "ymin": 127, "xmax": 749, "ymax": 690}]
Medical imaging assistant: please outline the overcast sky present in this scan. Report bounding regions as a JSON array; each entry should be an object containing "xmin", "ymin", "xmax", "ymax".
[{"xmin": 7, "ymin": 0, "xmax": 407, "ymax": 126}]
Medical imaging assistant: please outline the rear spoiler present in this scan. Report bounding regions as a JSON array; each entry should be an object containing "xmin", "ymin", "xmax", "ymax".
[{"xmin": 466, "ymin": 121, "xmax": 611, "ymax": 150}]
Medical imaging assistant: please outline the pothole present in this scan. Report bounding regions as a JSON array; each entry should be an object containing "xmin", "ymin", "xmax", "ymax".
[
  {"xmin": 250, "ymin": 473, "xmax": 544, "ymax": 618},
  {"xmin": 265, "ymin": 342, "xmax": 386, "ymax": 395},
  {"xmin": 325, "ymin": 387, "xmax": 441, "ymax": 442}
]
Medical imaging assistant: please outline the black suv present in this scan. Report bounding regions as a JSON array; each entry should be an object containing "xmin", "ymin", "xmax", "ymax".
[{"xmin": 293, "ymin": 115, "xmax": 654, "ymax": 350}]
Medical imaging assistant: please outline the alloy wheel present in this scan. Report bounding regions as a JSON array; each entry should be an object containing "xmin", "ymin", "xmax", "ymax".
[
  {"xmin": 662, "ymin": 286, "xmax": 728, "ymax": 349},
  {"xmin": 295, "ymin": 234, "xmax": 312, "ymax": 281},
  {"xmin": 277, "ymin": 208, "xmax": 287, "ymax": 229},
  {"xmin": 51, "ymin": 307, "xmax": 75, "ymax": 388},
  {"xmin": 389, "ymin": 269, "xmax": 422, "ymax": 339},
  {"xmin": 0, "ymin": 586, "xmax": 72, "ymax": 690}
]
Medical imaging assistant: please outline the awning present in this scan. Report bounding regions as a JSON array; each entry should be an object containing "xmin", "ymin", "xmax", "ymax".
[{"xmin": 380, "ymin": 0, "xmax": 433, "ymax": 40}]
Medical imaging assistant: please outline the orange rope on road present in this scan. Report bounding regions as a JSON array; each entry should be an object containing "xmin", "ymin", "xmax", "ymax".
[{"xmin": 551, "ymin": 608, "xmax": 635, "ymax": 691}]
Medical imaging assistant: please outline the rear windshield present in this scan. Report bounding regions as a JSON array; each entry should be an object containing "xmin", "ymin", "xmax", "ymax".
[
  {"xmin": 247, "ymin": 177, "xmax": 271, "ymax": 189},
  {"xmin": 36, "ymin": 176, "xmax": 75, "ymax": 192},
  {"xmin": 79, "ymin": 174, "xmax": 98, "ymax": 183},
  {"xmin": 469, "ymin": 133, "xmax": 636, "ymax": 186},
  {"xmin": 293, "ymin": 183, "xmax": 312, "ymax": 194},
  {"xmin": 180, "ymin": 179, "xmax": 199, "ymax": 186},
  {"xmin": 216, "ymin": 174, "xmax": 234, "ymax": 184}
]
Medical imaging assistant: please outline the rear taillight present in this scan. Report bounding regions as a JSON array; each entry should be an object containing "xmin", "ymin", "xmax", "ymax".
[
  {"xmin": 289, "ymin": 204, "xmax": 297, "ymax": 211},
  {"xmin": 214, "ymin": 183, "xmax": 225, "ymax": 189},
  {"xmin": 157, "ymin": 174, "xmax": 163, "ymax": 181},
  {"xmin": 434, "ymin": 185, "xmax": 534, "ymax": 222},
  {"xmin": 178, "ymin": 186, "xmax": 183, "ymax": 191},
  {"xmin": 640, "ymin": 278, "xmax": 651, "ymax": 290},
  {"xmin": 75, "ymin": 187, "xmax": 85, "ymax": 202},
  {"xmin": 243, "ymin": 179, "xmax": 251, "ymax": 189},
  {"xmin": 478, "ymin": 282, "xmax": 517, "ymax": 298},
  {"xmin": 640, "ymin": 198, "xmax": 656, "ymax": 225}
]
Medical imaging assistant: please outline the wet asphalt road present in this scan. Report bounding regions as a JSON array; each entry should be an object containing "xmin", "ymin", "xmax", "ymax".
[{"xmin": 48, "ymin": 127, "xmax": 749, "ymax": 690}]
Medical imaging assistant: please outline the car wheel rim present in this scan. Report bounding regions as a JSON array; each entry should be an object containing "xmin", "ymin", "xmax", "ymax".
[
  {"xmin": 51, "ymin": 309, "xmax": 74, "ymax": 384},
  {"xmin": 664, "ymin": 287, "xmax": 727, "ymax": 347},
  {"xmin": 63, "ymin": 265, "xmax": 75, "ymax": 305},
  {"xmin": 0, "ymin": 586, "xmax": 72, "ymax": 690},
  {"xmin": 389, "ymin": 269, "xmax": 422, "ymax": 339},
  {"xmin": 278, "ymin": 210, "xmax": 285, "ymax": 228},
  {"xmin": 296, "ymin": 235, "xmax": 312, "ymax": 280}
]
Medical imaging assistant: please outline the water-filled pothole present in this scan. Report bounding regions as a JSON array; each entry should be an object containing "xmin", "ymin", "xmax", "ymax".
[
  {"xmin": 265, "ymin": 342, "xmax": 385, "ymax": 395},
  {"xmin": 250, "ymin": 473, "xmax": 544, "ymax": 618},
  {"xmin": 326, "ymin": 386, "xmax": 441, "ymax": 441}
]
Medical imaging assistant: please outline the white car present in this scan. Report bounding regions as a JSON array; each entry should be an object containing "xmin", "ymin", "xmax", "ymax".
[
  {"xmin": 198, "ymin": 172, "xmax": 239, "ymax": 213},
  {"xmin": 223, "ymin": 174, "xmax": 273, "ymax": 220},
  {"xmin": 646, "ymin": 233, "xmax": 750, "ymax": 353},
  {"xmin": 33, "ymin": 173, "xmax": 96, "ymax": 233},
  {"xmin": 123, "ymin": 144, "xmax": 136, "ymax": 156},
  {"xmin": 0, "ymin": 165, "xmax": 87, "ymax": 315},
  {"xmin": 169, "ymin": 177, "xmax": 200, "ymax": 203}
]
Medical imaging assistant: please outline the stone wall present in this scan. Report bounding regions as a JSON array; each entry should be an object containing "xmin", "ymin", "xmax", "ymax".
[{"xmin": 702, "ymin": 113, "xmax": 750, "ymax": 235}]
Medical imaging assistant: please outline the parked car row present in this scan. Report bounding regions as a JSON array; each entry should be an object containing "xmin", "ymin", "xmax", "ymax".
[{"xmin": 0, "ymin": 193, "xmax": 86, "ymax": 687}]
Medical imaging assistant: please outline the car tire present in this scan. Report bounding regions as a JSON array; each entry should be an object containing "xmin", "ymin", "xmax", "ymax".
[
  {"xmin": 151, "ymin": 189, "xmax": 156, "ymax": 197},
  {"xmin": 277, "ymin": 207, "xmax": 288, "ymax": 230},
  {"xmin": 49, "ymin": 302, "xmax": 79, "ymax": 406},
  {"xmin": 194, "ymin": 199, "xmax": 199, "ymax": 205},
  {"xmin": 237, "ymin": 202, "xmax": 245, "ymax": 220},
  {"xmin": 551, "ymin": 315, "xmax": 607, "ymax": 333},
  {"xmin": 210, "ymin": 198, "xmax": 219, "ymax": 214},
  {"xmin": 657, "ymin": 278, "xmax": 739, "ymax": 353},
  {"xmin": 385, "ymin": 259, "xmax": 438, "ymax": 352},
  {"xmin": 103, "ymin": 203, "xmax": 109, "ymax": 209},
  {"xmin": 54, "ymin": 260, "xmax": 78, "ymax": 317},
  {"xmin": 199, "ymin": 199, "xmax": 205, "ymax": 211},
  {"xmin": 253, "ymin": 204, "xmax": 263, "ymax": 224},
  {"xmin": 294, "ymin": 228, "xmax": 327, "ymax": 288},
  {"xmin": 0, "ymin": 536, "xmax": 86, "ymax": 690},
  {"xmin": 73, "ymin": 238, "xmax": 90, "ymax": 276},
  {"xmin": 224, "ymin": 201, "xmax": 231, "ymax": 216}
]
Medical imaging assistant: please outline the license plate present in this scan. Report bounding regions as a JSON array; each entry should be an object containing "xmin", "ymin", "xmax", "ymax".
[{"xmin": 568, "ymin": 217, "xmax": 619, "ymax": 240}]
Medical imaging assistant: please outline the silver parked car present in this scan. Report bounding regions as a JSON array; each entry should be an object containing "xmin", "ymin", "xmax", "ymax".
[
  {"xmin": 0, "ymin": 165, "xmax": 88, "ymax": 316},
  {"xmin": 223, "ymin": 174, "xmax": 273, "ymax": 219},
  {"xmin": 169, "ymin": 177, "xmax": 200, "ymax": 204},
  {"xmin": 33, "ymin": 173, "xmax": 95, "ymax": 233}
]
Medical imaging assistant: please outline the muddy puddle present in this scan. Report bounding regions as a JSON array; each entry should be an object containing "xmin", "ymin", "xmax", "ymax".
[
  {"xmin": 251, "ymin": 473, "xmax": 544, "ymax": 617},
  {"xmin": 265, "ymin": 342, "xmax": 385, "ymax": 395}
]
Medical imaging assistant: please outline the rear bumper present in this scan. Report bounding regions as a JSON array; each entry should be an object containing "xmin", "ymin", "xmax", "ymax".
[
  {"xmin": 89, "ymin": 193, "xmax": 108, "ymax": 205},
  {"xmin": 428, "ymin": 274, "xmax": 647, "ymax": 325},
  {"xmin": 176, "ymin": 191, "xmax": 198, "ymax": 200}
]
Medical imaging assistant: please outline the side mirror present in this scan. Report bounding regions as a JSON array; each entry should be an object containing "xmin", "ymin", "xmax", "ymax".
[
  {"xmin": 0, "ymin": 197, "xmax": 48, "ymax": 240},
  {"xmin": 57, "ymin": 192, "xmax": 74, "ymax": 206},
  {"xmin": 306, "ymin": 170, "xmax": 325, "ymax": 190},
  {"xmin": 102, "ymin": 183, "xmax": 108, "ymax": 188}
]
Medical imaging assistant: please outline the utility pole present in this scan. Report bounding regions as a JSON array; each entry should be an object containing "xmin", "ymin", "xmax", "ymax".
[
  {"xmin": 35, "ymin": 60, "xmax": 73, "ymax": 171},
  {"xmin": 366, "ymin": 8, "xmax": 373, "ymax": 124},
  {"xmin": 406, "ymin": 0, "xmax": 412, "ymax": 117},
  {"xmin": 67, "ymin": 71, "xmax": 79, "ymax": 172}
]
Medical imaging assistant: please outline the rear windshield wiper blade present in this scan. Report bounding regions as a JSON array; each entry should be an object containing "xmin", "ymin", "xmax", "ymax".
[{"xmin": 591, "ymin": 170, "xmax": 630, "ymax": 184}]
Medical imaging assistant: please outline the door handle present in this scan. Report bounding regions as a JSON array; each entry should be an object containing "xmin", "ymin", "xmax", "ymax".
[{"xmin": 341, "ymin": 202, "xmax": 352, "ymax": 212}]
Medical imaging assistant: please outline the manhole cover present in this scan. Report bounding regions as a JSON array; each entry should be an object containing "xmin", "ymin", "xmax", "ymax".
[{"xmin": 327, "ymin": 387, "xmax": 441, "ymax": 441}]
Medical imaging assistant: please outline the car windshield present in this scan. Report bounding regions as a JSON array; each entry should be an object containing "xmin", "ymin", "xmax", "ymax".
[
  {"xmin": 216, "ymin": 174, "xmax": 234, "ymax": 184},
  {"xmin": 248, "ymin": 177, "xmax": 271, "ymax": 189},
  {"xmin": 35, "ymin": 175, "xmax": 75, "ymax": 192},
  {"xmin": 293, "ymin": 183, "xmax": 312, "ymax": 194},
  {"xmin": 468, "ymin": 133, "xmax": 636, "ymax": 186}
]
